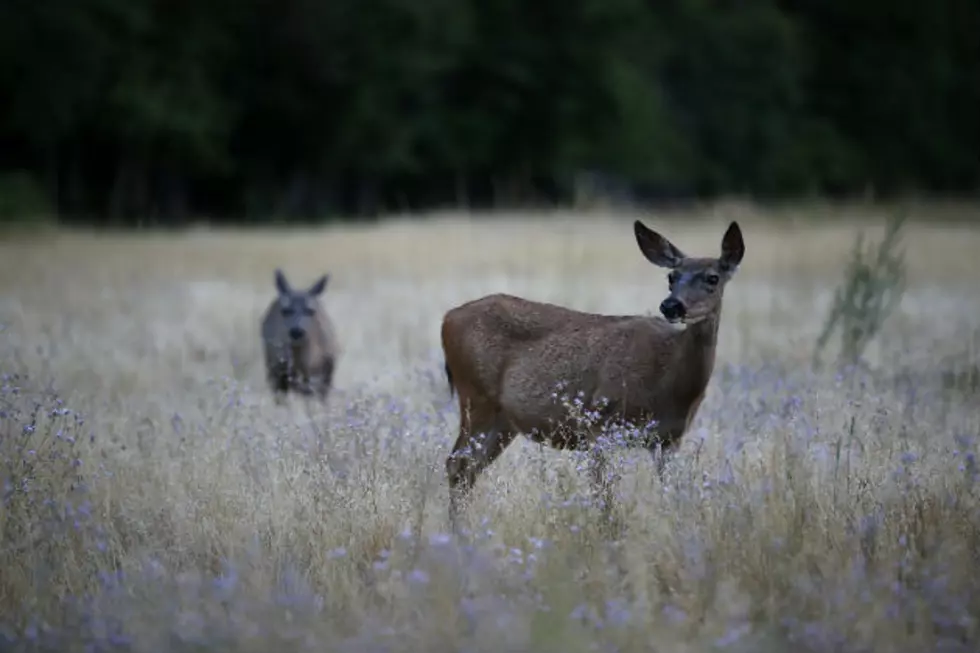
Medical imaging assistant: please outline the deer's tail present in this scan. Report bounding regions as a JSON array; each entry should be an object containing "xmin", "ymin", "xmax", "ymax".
[{"xmin": 444, "ymin": 361, "xmax": 455, "ymax": 398}]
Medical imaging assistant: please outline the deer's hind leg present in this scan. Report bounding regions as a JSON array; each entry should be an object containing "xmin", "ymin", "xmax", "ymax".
[
  {"xmin": 446, "ymin": 398, "xmax": 516, "ymax": 532},
  {"xmin": 584, "ymin": 401, "xmax": 627, "ymax": 526},
  {"xmin": 582, "ymin": 435, "xmax": 621, "ymax": 528}
]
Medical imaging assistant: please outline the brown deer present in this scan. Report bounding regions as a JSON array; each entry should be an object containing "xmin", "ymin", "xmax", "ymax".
[
  {"xmin": 440, "ymin": 220, "xmax": 745, "ymax": 527},
  {"xmin": 261, "ymin": 269, "xmax": 339, "ymax": 406}
]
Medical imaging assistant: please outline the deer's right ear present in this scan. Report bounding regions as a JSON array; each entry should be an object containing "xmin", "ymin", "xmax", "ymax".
[
  {"xmin": 634, "ymin": 220, "xmax": 685, "ymax": 268},
  {"xmin": 308, "ymin": 274, "xmax": 329, "ymax": 296},
  {"xmin": 719, "ymin": 221, "xmax": 745, "ymax": 272},
  {"xmin": 274, "ymin": 268, "xmax": 291, "ymax": 295}
]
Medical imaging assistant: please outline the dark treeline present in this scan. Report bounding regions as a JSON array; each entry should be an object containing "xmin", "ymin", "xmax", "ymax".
[{"xmin": 0, "ymin": 0, "xmax": 977, "ymax": 224}]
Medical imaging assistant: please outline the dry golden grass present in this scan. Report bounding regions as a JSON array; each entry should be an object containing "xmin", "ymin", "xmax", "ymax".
[{"xmin": 2, "ymin": 203, "xmax": 980, "ymax": 652}]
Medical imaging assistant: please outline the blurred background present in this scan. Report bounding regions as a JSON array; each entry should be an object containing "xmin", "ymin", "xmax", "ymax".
[{"xmin": 0, "ymin": 0, "xmax": 977, "ymax": 226}]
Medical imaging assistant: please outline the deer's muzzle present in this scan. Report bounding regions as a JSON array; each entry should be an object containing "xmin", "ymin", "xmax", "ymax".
[{"xmin": 659, "ymin": 297, "xmax": 686, "ymax": 322}]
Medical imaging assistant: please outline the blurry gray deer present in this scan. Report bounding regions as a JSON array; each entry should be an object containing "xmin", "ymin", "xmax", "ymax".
[
  {"xmin": 440, "ymin": 220, "xmax": 745, "ymax": 527},
  {"xmin": 261, "ymin": 269, "xmax": 339, "ymax": 406}
]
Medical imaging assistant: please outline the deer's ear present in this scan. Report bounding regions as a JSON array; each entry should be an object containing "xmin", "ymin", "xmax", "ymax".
[
  {"xmin": 719, "ymin": 222, "xmax": 745, "ymax": 271},
  {"xmin": 634, "ymin": 220, "xmax": 686, "ymax": 268},
  {"xmin": 308, "ymin": 274, "xmax": 329, "ymax": 296},
  {"xmin": 274, "ymin": 269, "xmax": 291, "ymax": 295}
]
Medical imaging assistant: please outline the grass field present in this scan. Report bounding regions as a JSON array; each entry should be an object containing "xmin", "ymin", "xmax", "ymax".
[{"xmin": 2, "ymin": 203, "xmax": 980, "ymax": 652}]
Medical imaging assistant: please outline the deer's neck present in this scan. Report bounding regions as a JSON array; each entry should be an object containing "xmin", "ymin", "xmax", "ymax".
[{"xmin": 670, "ymin": 310, "xmax": 721, "ymax": 391}]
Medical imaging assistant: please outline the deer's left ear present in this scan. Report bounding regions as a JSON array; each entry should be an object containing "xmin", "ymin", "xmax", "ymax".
[{"xmin": 719, "ymin": 222, "xmax": 744, "ymax": 272}]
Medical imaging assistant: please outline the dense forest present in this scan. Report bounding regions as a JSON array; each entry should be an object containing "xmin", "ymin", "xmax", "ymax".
[{"xmin": 0, "ymin": 0, "xmax": 977, "ymax": 224}]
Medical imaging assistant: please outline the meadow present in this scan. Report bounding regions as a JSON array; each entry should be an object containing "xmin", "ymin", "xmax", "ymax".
[{"xmin": 1, "ymin": 202, "xmax": 980, "ymax": 652}]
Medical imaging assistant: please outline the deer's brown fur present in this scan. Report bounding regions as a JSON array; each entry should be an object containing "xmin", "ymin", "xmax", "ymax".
[{"xmin": 440, "ymin": 220, "xmax": 745, "ymax": 527}]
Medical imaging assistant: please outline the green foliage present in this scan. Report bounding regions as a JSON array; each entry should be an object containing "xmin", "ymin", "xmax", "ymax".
[
  {"xmin": 813, "ymin": 212, "xmax": 909, "ymax": 370},
  {"xmin": 0, "ymin": 0, "xmax": 976, "ymax": 222},
  {"xmin": 0, "ymin": 172, "xmax": 53, "ymax": 225}
]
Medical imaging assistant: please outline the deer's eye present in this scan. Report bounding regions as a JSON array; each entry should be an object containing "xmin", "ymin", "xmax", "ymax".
[
  {"xmin": 302, "ymin": 306, "xmax": 315, "ymax": 316},
  {"xmin": 668, "ymin": 272, "xmax": 679, "ymax": 285},
  {"xmin": 706, "ymin": 273, "xmax": 720, "ymax": 285},
  {"xmin": 281, "ymin": 307, "xmax": 295, "ymax": 316}
]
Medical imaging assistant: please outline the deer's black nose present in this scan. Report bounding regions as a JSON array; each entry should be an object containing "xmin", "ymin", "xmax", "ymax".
[
  {"xmin": 289, "ymin": 326, "xmax": 304, "ymax": 340},
  {"xmin": 659, "ymin": 297, "xmax": 686, "ymax": 321}
]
